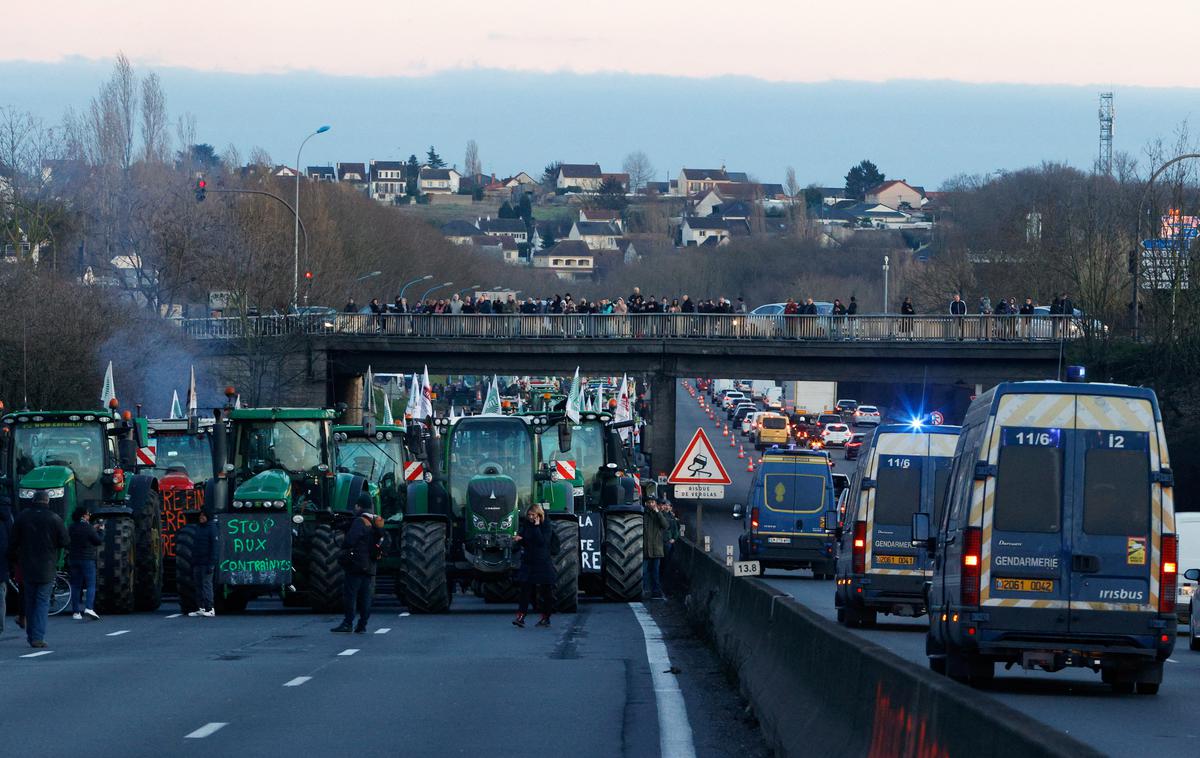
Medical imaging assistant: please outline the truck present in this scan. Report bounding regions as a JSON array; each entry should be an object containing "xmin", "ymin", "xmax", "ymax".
[
  {"xmin": 749, "ymin": 380, "xmax": 777, "ymax": 402},
  {"xmin": 175, "ymin": 405, "xmax": 371, "ymax": 613},
  {"xmin": 783, "ymin": 381, "xmax": 837, "ymax": 418},
  {"xmin": 400, "ymin": 413, "xmax": 580, "ymax": 613},
  {"xmin": 147, "ymin": 416, "xmax": 217, "ymax": 592},
  {"xmin": 1, "ymin": 404, "xmax": 163, "ymax": 613}
]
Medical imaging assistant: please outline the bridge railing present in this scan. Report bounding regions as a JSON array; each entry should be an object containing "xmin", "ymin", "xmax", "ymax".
[{"xmin": 174, "ymin": 313, "xmax": 1083, "ymax": 342}]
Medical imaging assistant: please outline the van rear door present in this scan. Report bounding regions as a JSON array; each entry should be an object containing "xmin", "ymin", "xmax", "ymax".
[{"xmin": 1069, "ymin": 396, "xmax": 1157, "ymax": 634}]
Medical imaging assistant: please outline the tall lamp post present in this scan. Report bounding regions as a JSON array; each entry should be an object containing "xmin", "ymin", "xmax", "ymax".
[
  {"xmin": 294, "ymin": 125, "xmax": 331, "ymax": 309},
  {"xmin": 882, "ymin": 255, "xmax": 890, "ymax": 314},
  {"xmin": 419, "ymin": 281, "xmax": 454, "ymax": 303},
  {"xmin": 456, "ymin": 284, "xmax": 481, "ymax": 298},
  {"xmin": 399, "ymin": 274, "xmax": 433, "ymax": 301}
]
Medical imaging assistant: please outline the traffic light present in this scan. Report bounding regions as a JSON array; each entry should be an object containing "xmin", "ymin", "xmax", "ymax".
[
  {"xmin": 194, "ymin": 176, "xmax": 207, "ymax": 202},
  {"xmin": 304, "ymin": 271, "xmax": 313, "ymax": 282}
]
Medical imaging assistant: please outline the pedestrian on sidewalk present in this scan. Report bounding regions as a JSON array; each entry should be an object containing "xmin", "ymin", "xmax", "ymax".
[
  {"xmin": 332, "ymin": 499, "xmax": 384, "ymax": 634},
  {"xmin": 662, "ymin": 500, "xmax": 680, "ymax": 560},
  {"xmin": 188, "ymin": 511, "xmax": 218, "ymax": 617},
  {"xmin": 643, "ymin": 498, "xmax": 669, "ymax": 599},
  {"xmin": 67, "ymin": 506, "xmax": 103, "ymax": 621},
  {"xmin": 10, "ymin": 491, "xmax": 69, "ymax": 648},
  {"xmin": 512, "ymin": 504, "xmax": 558, "ymax": 628},
  {"xmin": 0, "ymin": 498, "xmax": 11, "ymax": 635}
]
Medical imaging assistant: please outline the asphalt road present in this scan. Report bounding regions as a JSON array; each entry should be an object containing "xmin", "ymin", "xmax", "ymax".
[{"xmin": 672, "ymin": 378, "xmax": 1200, "ymax": 757}]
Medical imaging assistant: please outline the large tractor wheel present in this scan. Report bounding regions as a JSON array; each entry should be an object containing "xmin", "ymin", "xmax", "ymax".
[
  {"xmin": 602, "ymin": 512, "xmax": 644, "ymax": 602},
  {"xmin": 308, "ymin": 523, "xmax": 345, "ymax": 613},
  {"xmin": 97, "ymin": 517, "xmax": 137, "ymax": 614},
  {"xmin": 552, "ymin": 519, "xmax": 580, "ymax": 613},
  {"xmin": 134, "ymin": 492, "xmax": 164, "ymax": 611},
  {"xmin": 401, "ymin": 521, "xmax": 450, "ymax": 613},
  {"xmin": 174, "ymin": 524, "xmax": 197, "ymax": 613},
  {"xmin": 481, "ymin": 578, "xmax": 521, "ymax": 604}
]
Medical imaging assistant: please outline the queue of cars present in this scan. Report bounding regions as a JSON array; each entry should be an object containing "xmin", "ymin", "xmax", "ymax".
[{"xmin": 725, "ymin": 376, "xmax": 1185, "ymax": 694}]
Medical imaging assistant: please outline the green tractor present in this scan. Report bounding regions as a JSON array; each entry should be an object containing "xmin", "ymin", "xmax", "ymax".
[
  {"xmin": 401, "ymin": 412, "xmax": 580, "ymax": 613},
  {"xmin": 175, "ymin": 405, "xmax": 374, "ymax": 613},
  {"xmin": 537, "ymin": 409, "xmax": 645, "ymax": 601},
  {"xmin": 332, "ymin": 421, "xmax": 407, "ymax": 595},
  {"xmin": 0, "ymin": 406, "xmax": 164, "ymax": 613}
]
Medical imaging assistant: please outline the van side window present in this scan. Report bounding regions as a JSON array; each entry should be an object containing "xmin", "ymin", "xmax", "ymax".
[
  {"xmin": 874, "ymin": 464, "xmax": 922, "ymax": 525},
  {"xmin": 1083, "ymin": 449, "xmax": 1149, "ymax": 536},
  {"xmin": 994, "ymin": 446, "xmax": 1062, "ymax": 533},
  {"xmin": 931, "ymin": 463, "xmax": 952, "ymax": 527},
  {"xmin": 945, "ymin": 424, "xmax": 983, "ymax": 528}
]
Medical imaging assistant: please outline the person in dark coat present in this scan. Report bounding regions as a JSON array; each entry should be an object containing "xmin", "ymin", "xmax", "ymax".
[
  {"xmin": 9, "ymin": 491, "xmax": 69, "ymax": 648},
  {"xmin": 333, "ymin": 500, "xmax": 384, "ymax": 634},
  {"xmin": 0, "ymin": 500, "xmax": 12, "ymax": 634},
  {"xmin": 67, "ymin": 506, "xmax": 104, "ymax": 621},
  {"xmin": 643, "ymin": 499, "xmax": 669, "ymax": 599},
  {"xmin": 513, "ymin": 504, "xmax": 557, "ymax": 628},
  {"xmin": 188, "ymin": 511, "xmax": 219, "ymax": 617}
]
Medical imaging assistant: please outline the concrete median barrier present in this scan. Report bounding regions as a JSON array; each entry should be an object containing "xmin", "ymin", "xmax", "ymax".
[{"xmin": 666, "ymin": 541, "xmax": 1102, "ymax": 758}]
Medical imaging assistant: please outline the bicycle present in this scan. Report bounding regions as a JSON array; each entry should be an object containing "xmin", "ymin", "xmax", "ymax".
[{"xmin": 6, "ymin": 572, "xmax": 73, "ymax": 617}]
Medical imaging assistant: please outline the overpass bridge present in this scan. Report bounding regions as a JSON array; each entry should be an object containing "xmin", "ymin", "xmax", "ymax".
[{"xmin": 180, "ymin": 313, "xmax": 1073, "ymax": 470}]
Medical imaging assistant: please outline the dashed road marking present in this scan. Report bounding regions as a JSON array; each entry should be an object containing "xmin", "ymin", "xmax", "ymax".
[
  {"xmin": 338, "ymin": 648, "xmax": 359, "ymax": 656},
  {"xmin": 106, "ymin": 630, "xmax": 130, "ymax": 637},
  {"xmin": 398, "ymin": 612, "xmax": 410, "ymax": 617},
  {"xmin": 630, "ymin": 603, "xmax": 696, "ymax": 758},
  {"xmin": 374, "ymin": 628, "xmax": 391, "ymax": 635},
  {"xmin": 166, "ymin": 613, "xmax": 181, "ymax": 619},
  {"xmin": 184, "ymin": 722, "xmax": 228, "ymax": 739},
  {"xmin": 20, "ymin": 650, "xmax": 53, "ymax": 658},
  {"xmin": 283, "ymin": 676, "xmax": 312, "ymax": 687},
  {"xmin": 1167, "ymin": 658, "xmax": 1179, "ymax": 663}
]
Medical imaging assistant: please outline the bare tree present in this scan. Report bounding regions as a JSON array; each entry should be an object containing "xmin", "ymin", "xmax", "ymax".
[
  {"xmin": 464, "ymin": 139, "xmax": 481, "ymax": 179},
  {"xmin": 623, "ymin": 150, "xmax": 654, "ymax": 194},
  {"xmin": 140, "ymin": 72, "xmax": 170, "ymax": 164}
]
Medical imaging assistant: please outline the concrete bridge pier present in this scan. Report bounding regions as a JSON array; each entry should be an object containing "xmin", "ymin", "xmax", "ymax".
[{"xmin": 646, "ymin": 372, "xmax": 677, "ymax": 479}]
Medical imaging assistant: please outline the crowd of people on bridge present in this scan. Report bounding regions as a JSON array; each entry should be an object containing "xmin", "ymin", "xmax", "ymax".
[{"xmin": 346, "ymin": 288, "xmax": 751, "ymax": 316}]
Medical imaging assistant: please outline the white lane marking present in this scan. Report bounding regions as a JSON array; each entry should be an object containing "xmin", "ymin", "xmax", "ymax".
[
  {"xmin": 20, "ymin": 650, "xmax": 53, "ymax": 658},
  {"xmin": 338, "ymin": 648, "xmax": 359, "ymax": 656},
  {"xmin": 166, "ymin": 613, "xmax": 181, "ymax": 619},
  {"xmin": 283, "ymin": 676, "xmax": 312, "ymax": 687},
  {"xmin": 106, "ymin": 630, "xmax": 130, "ymax": 637},
  {"xmin": 398, "ymin": 612, "xmax": 410, "ymax": 617},
  {"xmin": 184, "ymin": 722, "xmax": 228, "ymax": 739},
  {"xmin": 374, "ymin": 628, "xmax": 391, "ymax": 634},
  {"xmin": 630, "ymin": 603, "xmax": 696, "ymax": 758},
  {"xmin": 1167, "ymin": 658, "xmax": 1179, "ymax": 663}
]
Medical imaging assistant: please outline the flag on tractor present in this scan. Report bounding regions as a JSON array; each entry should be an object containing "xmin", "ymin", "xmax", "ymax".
[
  {"xmin": 419, "ymin": 365, "xmax": 433, "ymax": 419},
  {"xmin": 169, "ymin": 391, "xmax": 183, "ymax": 420},
  {"xmin": 615, "ymin": 373, "xmax": 632, "ymax": 441},
  {"xmin": 382, "ymin": 394, "xmax": 395, "ymax": 425},
  {"xmin": 100, "ymin": 361, "xmax": 116, "ymax": 406},
  {"xmin": 481, "ymin": 375, "xmax": 502, "ymax": 415},
  {"xmin": 186, "ymin": 365, "xmax": 198, "ymax": 417},
  {"xmin": 566, "ymin": 367, "xmax": 582, "ymax": 424},
  {"xmin": 404, "ymin": 373, "xmax": 420, "ymax": 418}
]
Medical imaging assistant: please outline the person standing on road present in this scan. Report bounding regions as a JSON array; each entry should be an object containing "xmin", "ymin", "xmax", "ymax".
[
  {"xmin": 9, "ymin": 491, "xmax": 69, "ymax": 648},
  {"xmin": 0, "ymin": 498, "xmax": 11, "ymax": 636},
  {"xmin": 67, "ymin": 507, "xmax": 103, "ymax": 621},
  {"xmin": 188, "ymin": 511, "xmax": 219, "ymax": 617},
  {"xmin": 333, "ymin": 500, "xmax": 384, "ymax": 634},
  {"xmin": 643, "ymin": 499, "xmax": 669, "ymax": 600},
  {"xmin": 661, "ymin": 500, "xmax": 680, "ymax": 560},
  {"xmin": 512, "ymin": 504, "xmax": 557, "ymax": 628}
]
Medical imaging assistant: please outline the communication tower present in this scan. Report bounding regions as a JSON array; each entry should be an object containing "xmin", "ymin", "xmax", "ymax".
[{"xmin": 1098, "ymin": 92, "xmax": 1114, "ymax": 175}]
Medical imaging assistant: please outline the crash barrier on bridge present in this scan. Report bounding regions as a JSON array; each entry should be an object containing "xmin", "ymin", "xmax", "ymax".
[
  {"xmin": 175, "ymin": 313, "xmax": 1082, "ymax": 342},
  {"xmin": 665, "ymin": 540, "xmax": 1101, "ymax": 758}
]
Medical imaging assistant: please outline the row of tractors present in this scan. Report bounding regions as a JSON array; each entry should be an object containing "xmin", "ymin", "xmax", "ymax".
[{"xmin": 2, "ymin": 383, "xmax": 648, "ymax": 616}]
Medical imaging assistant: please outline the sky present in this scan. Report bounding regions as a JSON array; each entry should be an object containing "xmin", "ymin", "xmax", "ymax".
[{"xmin": 3, "ymin": 2, "xmax": 1200, "ymax": 184}]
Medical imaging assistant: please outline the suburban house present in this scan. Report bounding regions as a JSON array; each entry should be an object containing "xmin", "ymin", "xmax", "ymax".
[
  {"xmin": 679, "ymin": 217, "xmax": 750, "ymax": 246},
  {"xmin": 568, "ymin": 221, "xmax": 623, "ymax": 250},
  {"xmin": 272, "ymin": 165, "xmax": 302, "ymax": 178},
  {"xmin": 644, "ymin": 180, "xmax": 671, "ymax": 196},
  {"xmin": 591, "ymin": 239, "xmax": 641, "ymax": 277},
  {"xmin": 369, "ymin": 160, "xmax": 409, "ymax": 204},
  {"xmin": 600, "ymin": 172, "xmax": 630, "ymax": 191},
  {"xmin": 556, "ymin": 163, "xmax": 604, "ymax": 192},
  {"xmin": 693, "ymin": 186, "xmax": 763, "ymax": 218},
  {"xmin": 864, "ymin": 179, "xmax": 927, "ymax": 210},
  {"xmin": 503, "ymin": 172, "xmax": 538, "ymax": 190},
  {"xmin": 306, "ymin": 166, "xmax": 336, "ymax": 182},
  {"xmin": 579, "ymin": 208, "xmax": 624, "ymax": 228},
  {"xmin": 440, "ymin": 220, "xmax": 479, "ymax": 244},
  {"xmin": 677, "ymin": 167, "xmax": 747, "ymax": 196},
  {"xmin": 531, "ymin": 240, "xmax": 594, "ymax": 280},
  {"xmin": 477, "ymin": 217, "xmax": 529, "ymax": 243},
  {"xmin": 819, "ymin": 201, "xmax": 927, "ymax": 230},
  {"xmin": 418, "ymin": 167, "xmax": 462, "ymax": 194},
  {"xmin": 337, "ymin": 162, "xmax": 369, "ymax": 192}
]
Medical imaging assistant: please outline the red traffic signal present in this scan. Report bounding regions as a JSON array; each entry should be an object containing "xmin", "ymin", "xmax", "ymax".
[
  {"xmin": 194, "ymin": 176, "xmax": 207, "ymax": 202},
  {"xmin": 304, "ymin": 271, "xmax": 313, "ymax": 280}
]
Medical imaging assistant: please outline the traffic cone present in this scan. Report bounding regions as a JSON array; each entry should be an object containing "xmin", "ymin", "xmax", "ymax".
[
  {"xmin": 729, "ymin": 435, "xmax": 736, "ymax": 447},
  {"xmin": 746, "ymin": 458, "xmax": 755, "ymax": 472},
  {"xmin": 722, "ymin": 426, "xmax": 728, "ymax": 437},
  {"xmin": 738, "ymin": 446, "xmax": 745, "ymax": 459}
]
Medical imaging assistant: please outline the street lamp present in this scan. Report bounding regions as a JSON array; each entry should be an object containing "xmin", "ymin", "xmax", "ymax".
[
  {"xmin": 293, "ymin": 124, "xmax": 331, "ymax": 309},
  {"xmin": 399, "ymin": 274, "xmax": 433, "ymax": 301},
  {"xmin": 456, "ymin": 284, "xmax": 480, "ymax": 297},
  {"xmin": 356, "ymin": 271, "xmax": 382, "ymax": 282},
  {"xmin": 882, "ymin": 255, "xmax": 890, "ymax": 314},
  {"xmin": 419, "ymin": 281, "xmax": 454, "ymax": 303}
]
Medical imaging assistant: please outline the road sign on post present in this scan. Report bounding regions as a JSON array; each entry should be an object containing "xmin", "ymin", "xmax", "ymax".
[
  {"xmin": 930, "ymin": 411, "xmax": 944, "ymax": 426},
  {"xmin": 668, "ymin": 428, "xmax": 733, "ymax": 485}
]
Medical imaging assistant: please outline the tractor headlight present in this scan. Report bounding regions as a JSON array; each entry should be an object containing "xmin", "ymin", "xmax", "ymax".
[
  {"xmin": 18, "ymin": 488, "xmax": 35, "ymax": 499},
  {"xmin": 46, "ymin": 488, "xmax": 65, "ymax": 499},
  {"xmin": 384, "ymin": 432, "xmax": 393, "ymax": 440},
  {"xmin": 500, "ymin": 513, "xmax": 514, "ymax": 529},
  {"xmin": 292, "ymin": 514, "xmax": 305, "ymax": 524},
  {"xmin": 471, "ymin": 514, "xmax": 486, "ymax": 530},
  {"xmin": 233, "ymin": 500, "xmax": 244, "ymax": 509},
  {"xmin": 273, "ymin": 500, "xmax": 286, "ymax": 509}
]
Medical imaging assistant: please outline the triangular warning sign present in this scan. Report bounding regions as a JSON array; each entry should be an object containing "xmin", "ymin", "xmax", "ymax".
[{"xmin": 668, "ymin": 428, "xmax": 733, "ymax": 485}]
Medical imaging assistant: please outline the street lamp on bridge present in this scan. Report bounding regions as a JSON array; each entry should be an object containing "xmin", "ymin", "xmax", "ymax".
[
  {"xmin": 293, "ymin": 124, "xmax": 331, "ymax": 310},
  {"xmin": 399, "ymin": 274, "xmax": 433, "ymax": 301},
  {"xmin": 456, "ymin": 284, "xmax": 481, "ymax": 297},
  {"xmin": 882, "ymin": 255, "xmax": 890, "ymax": 314},
  {"xmin": 419, "ymin": 281, "xmax": 454, "ymax": 303}
]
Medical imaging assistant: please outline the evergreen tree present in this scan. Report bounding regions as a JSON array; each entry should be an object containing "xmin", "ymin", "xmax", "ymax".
[
  {"xmin": 517, "ymin": 193, "xmax": 533, "ymax": 223},
  {"xmin": 426, "ymin": 146, "xmax": 446, "ymax": 169},
  {"xmin": 498, "ymin": 201, "xmax": 517, "ymax": 219},
  {"xmin": 844, "ymin": 160, "xmax": 885, "ymax": 200},
  {"xmin": 405, "ymin": 154, "xmax": 420, "ymax": 196}
]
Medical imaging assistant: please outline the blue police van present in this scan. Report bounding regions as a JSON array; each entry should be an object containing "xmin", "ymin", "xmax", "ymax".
[{"xmin": 736, "ymin": 447, "xmax": 838, "ymax": 578}]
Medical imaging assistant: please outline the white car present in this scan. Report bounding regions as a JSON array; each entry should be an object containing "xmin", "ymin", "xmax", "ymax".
[
  {"xmin": 821, "ymin": 423, "xmax": 852, "ymax": 447},
  {"xmin": 722, "ymin": 392, "xmax": 746, "ymax": 410},
  {"xmin": 853, "ymin": 405, "xmax": 881, "ymax": 426},
  {"xmin": 1176, "ymin": 513, "xmax": 1200, "ymax": 643},
  {"xmin": 742, "ymin": 411, "xmax": 761, "ymax": 437}
]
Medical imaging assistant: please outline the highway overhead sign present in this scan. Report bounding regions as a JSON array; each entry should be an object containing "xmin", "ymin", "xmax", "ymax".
[{"xmin": 668, "ymin": 428, "xmax": 733, "ymax": 485}]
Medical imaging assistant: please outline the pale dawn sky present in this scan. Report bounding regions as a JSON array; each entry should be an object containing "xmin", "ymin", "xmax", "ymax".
[{"xmin": 6, "ymin": 0, "xmax": 1199, "ymax": 87}]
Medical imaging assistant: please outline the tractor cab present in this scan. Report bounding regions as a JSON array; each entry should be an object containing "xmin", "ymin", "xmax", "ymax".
[
  {"xmin": 227, "ymin": 408, "xmax": 340, "ymax": 515},
  {"xmin": 333, "ymin": 423, "xmax": 406, "ymax": 519},
  {"xmin": 147, "ymin": 416, "xmax": 217, "ymax": 590}
]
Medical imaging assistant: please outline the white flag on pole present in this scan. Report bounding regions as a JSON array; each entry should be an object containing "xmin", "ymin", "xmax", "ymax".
[
  {"xmin": 565, "ymin": 367, "xmax": 582, "ymax": 424},
  {"xmin": 100, "ymin": 361, "xmax": 116, "ymax": 407},
  {"xmin": 419, "ymin": 365, "xmax": 434, "ymax": 419},
  {"xmin": 482, "ymin": 375, "xmax": 502, "ymax": 415}
]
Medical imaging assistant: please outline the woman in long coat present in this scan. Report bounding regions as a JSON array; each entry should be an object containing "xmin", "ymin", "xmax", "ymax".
[{"xmin": 513, "ymin": 504, "xmax": 557, "ymax": 628}]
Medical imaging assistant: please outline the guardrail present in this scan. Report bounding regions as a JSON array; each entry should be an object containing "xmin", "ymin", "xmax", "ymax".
[{"xmin": 175, "ymin": 313, "xmax": 1083, "ymax": 342}]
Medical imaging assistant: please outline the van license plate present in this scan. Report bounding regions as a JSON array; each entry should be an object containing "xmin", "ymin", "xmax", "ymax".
[
  {"xmin": 994, "ymin": 578, "xmax": 1055, "ymax": 593},
  {"xmin": 767, "ymin": 537, "xmax": 791, "ymax": 544},
  {"xmin": 876, "ymin": 554, "xmax": 915, "ymax": 566}
]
